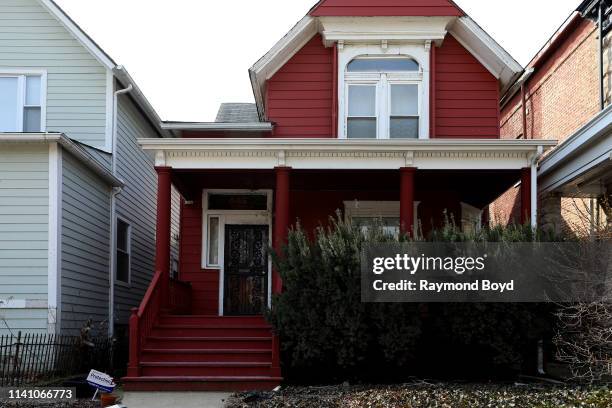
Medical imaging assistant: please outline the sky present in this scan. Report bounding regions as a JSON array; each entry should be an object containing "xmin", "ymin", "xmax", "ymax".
[{"xmin": 54, "ymin": 0, "xmax": 580, "ymax": 122}]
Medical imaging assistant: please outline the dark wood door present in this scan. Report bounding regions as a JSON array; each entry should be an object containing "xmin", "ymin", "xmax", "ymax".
[{"xmin": 223, "ymin": 225, "xmax": 269, "ymax": 316}]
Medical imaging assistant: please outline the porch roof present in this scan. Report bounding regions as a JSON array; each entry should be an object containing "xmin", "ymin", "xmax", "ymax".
[{"xmin": 138, "ymin": 138, "xmax": 557, "ymax": 171}]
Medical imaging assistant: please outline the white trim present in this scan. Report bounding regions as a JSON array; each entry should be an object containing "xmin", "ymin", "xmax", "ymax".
[
  {"xmin": 338, "ymin": 44, "xmax": 430, "ymax": 140},
  {"xmin": 115, "ymin": 217, "xmax": 132, "ymax": 286},
  {"xmin": 0, "ymin": 133, "xmax": 123, "ymax": 187},
  {"xmin": 250, "ymin": 16, "xmax": 318, "ymax": 119},
  {"xmin": 104, "ymin": 70, "xmax": 114, "ymax": 152},
  {"xmin": 448, "ymin": 17, "xmax": 523, "ymax": 93},
  {"xmin": 201, "ymin": 190, "xmax": 273, "ymax": 316},
  {"xmin": 37, "ymin": 0, "xmax": 116, "ymax": 70},
  {"xmin": 138, "ymin": 138, "xmax": 557, "ymax": 171},
  {"xmin": 0, "ymin": 69, "xmax": 47, "ymax": 133},
  {"xmin": 47, "ymin": 142, "xmax": 62, "ymax": 335},
  {"xmin": 318, "ymin": 16, "xmax": 452, "ymax": 46}
]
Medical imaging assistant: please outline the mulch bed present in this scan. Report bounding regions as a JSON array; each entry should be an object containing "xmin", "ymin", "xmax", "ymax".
[{"xmin": 225, "ymin": 382, "xmax": 612, "ymax": 408}]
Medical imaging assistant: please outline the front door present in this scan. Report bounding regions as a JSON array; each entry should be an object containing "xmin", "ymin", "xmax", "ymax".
[{"xmin": 223, "ymin": 225, "xmax": 269, "ymax": 316}]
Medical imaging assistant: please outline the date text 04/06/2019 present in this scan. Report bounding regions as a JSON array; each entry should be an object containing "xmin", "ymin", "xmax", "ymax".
[{"xmin": 372, "ymin": 280, "xmax": 515, "ymax": 293}]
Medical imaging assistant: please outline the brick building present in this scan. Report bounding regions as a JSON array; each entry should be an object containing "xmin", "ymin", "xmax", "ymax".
[{"xmin": 491, "ymin": 0, "xmax": 612, "ymax": 235}]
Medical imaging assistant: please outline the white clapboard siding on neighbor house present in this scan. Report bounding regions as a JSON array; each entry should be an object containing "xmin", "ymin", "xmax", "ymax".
[
  {"xmin": 0, "ymin": 0, "xmax": 108, "ymax": 150},
  {"xmin": 113, "ymin": 94, "xmax": 161, "ymax": 329},
  {"xmin": 0, "ymin": 145, "xmax": 49, "ymax": 334},
  {"xmin": 60, "ymin": 150, "xmax": 111, "ymax": 335}
]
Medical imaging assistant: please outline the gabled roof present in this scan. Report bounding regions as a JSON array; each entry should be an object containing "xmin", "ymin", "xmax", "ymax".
[
  {"xmin": 249, "ymin": 2, "xmax": 522, "ymax": 119},
  {"xmin": 309, "ymin": 0, "xmax": 464, "ymax": 17},
  {"xmin": 37, "ymin": 0, "xmax": 170, "ymax": 138}
]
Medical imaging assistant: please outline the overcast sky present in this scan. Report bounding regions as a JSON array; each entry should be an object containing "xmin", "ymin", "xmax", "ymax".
[{"xmin": 54, "ymin": 0, "xmax": 579, "ymax": 122}]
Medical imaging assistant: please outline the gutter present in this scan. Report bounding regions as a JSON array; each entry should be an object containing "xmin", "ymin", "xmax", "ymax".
[
  {"xmin": 112, "ymin": 66, "xmax": 172, "ymax": 139},
  {"xmin": 161, "ymin": 122, "xmax": 274, "ymax": 132},
  {"xmin": 108, "ymin": 83, "xmax": 133, "ymax": 338},
  {"xmin": 0, "ymin": 133, "xmax": 123, "ymax": 187}
]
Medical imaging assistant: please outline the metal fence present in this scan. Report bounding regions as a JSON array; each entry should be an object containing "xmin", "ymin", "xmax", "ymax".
[{"xmin": 0, "ymin": 332, "xmax": 122, "ymax": 386}]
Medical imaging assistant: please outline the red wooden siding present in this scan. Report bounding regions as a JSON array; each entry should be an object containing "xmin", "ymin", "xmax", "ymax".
[
  {"xmin": 267, "ymin": 35, "xmax": 335, "ymax": 138},
  {"xmin": 310, "ymin": 0, "xmax": 463, "ymax": 17},
  {"xmin": 434, "ymin": 35, "xmax": 500, "ymax": 139},
  {"xmin": 179, "ymin": 199, "xmax": 219, "ymax": 315}
]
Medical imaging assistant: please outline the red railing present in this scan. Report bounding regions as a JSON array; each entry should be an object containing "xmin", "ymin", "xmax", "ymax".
[
  {"xmin": 169, "ymin": 278, "xmax": 192, "ymax": 315},
  {"xmin": 127, "ymin": 270, "xmax": 193, "ymax": 377}
]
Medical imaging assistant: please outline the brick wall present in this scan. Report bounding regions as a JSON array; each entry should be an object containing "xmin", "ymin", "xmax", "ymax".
[{"xmin": 491, "ymin": 16, "xmax": 603, "ymax": 227}]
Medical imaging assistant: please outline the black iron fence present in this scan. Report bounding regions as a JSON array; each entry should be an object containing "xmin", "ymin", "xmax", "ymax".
[{"xmin": 0, "ymin": 332, "xmax": 124, "ymax": 386}]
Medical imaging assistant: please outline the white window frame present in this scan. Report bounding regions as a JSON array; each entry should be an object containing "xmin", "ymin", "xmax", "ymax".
[
  {"xmin": 201, "ymin": 189, "xmax": 273, "ymax": 316},
  {"xmin": 338, "ymin": 44, "xmax": 430, "ymax": 140},
  {"xmin": 115, "ymin": 217, "xmax": 132, "ymax": 286},
  {"xmin": 344, "ymin": 200, "xmax": 420, "ymax": 237},
  {"xmin": 0, "ymin": 69, "xmax": 47, "ymax": 132}
]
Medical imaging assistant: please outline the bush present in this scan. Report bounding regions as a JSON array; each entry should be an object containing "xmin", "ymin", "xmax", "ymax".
[{"xmin": 269, "ymin": 215, "xmax": 556, "ymax": 383}]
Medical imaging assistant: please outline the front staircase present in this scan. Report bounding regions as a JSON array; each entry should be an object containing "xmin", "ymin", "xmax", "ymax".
[{"xmin": 123, "ymin": 314, "xmax": 282, "ymax": 391}]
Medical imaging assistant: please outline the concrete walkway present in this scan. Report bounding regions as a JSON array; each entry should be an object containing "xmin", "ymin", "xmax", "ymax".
[{"xmin": 121, "ymin": 391, "xmax": 232, "ymax": 408}]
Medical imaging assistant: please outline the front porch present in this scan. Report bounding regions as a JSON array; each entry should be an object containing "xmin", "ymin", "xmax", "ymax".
[{"xmin": 123, "ymin": 138, "xmax": 555, "ymax": 391}]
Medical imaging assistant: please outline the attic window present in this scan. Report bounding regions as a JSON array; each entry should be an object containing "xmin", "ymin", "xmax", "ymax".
[
  {"xmin": 347, "ymin": 57, "xmax": 419, "ymax": 72},
  {"xmin": 345, "ymin": 56, "xmax": 422, "ymax": 139}
]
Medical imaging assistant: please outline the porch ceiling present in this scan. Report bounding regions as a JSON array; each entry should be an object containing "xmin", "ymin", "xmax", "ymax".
[
  {"xmin": 172, "ymin": 169, "xmax": 519, "ymax": 209},
  {"xmin": 140, "ymin": 138, "xmax": 557, "ymax": 171}
]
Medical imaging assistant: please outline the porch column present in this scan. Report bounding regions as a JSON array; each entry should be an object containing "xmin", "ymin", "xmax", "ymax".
[
  {"xmin": 400, "ymin": 167, "xmax": 417, "ymax": 237},
  {"xmin": 520, "ymin": 167, "xmax": 531, "ymax": 225},
  {"xmin": 155, "ymin": 166, "xmax": 172, "ymax": 308},
  {"xmin": 273, "ymin": 166, "xmax": 291, "ymax": 294}
]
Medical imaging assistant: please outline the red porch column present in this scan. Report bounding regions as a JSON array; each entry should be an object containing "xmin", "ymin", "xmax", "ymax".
[
  {"xmin": 273, "ymin": 166, "xmax": 291, "ymax": 294},
  {"xmin": 155, "ymin": 166, "xmax": 173, "ymax": 308},
  {"xmin": 520, "ymin": 167, "xmax": 531, "ymax": 225},
  {"xmin": 400, "ymin": 167, "xmax": 417, "ymax": 237}
]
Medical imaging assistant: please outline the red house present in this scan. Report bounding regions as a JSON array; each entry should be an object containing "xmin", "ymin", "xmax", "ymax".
[{"xmin": 123, "ymin": 0, "xmax": 556, "ymax": 391}]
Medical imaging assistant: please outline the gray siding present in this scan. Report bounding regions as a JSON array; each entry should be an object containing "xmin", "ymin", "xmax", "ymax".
[
  {"xmin": 113, "ymin": 95, "xmax": 159, "ymax": 328},
  {"xmin": 0, "ymin": 0, "xmax": 108, "ymax": 149},
  {"xmin": 60, "ymin": 150, "xmax": 111, "ymax": 335},
  {"xmin": 0, "ymin": 145, "xmax": 49, "ymax": 334}
]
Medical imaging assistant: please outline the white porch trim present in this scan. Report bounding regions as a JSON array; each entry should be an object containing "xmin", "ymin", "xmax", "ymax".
[{"xmin": 139, "ymin": 138, "xmax": 556, "ymax": 171}]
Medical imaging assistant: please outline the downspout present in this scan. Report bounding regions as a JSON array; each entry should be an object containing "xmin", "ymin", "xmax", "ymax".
[
  {"xmin": 599, "ymin": 1, "xmax": 606, "ymax": 110},
  {"xmin": 530, "ymin": 145, "xmax": 544, "ymax": 229},
  {"xmin": 108, "ymin": 83, "xmax": 133, "ymax": 337},
  {"xmin": 521, "ymin": 83, "xmax": 528, "ymax": 139}
]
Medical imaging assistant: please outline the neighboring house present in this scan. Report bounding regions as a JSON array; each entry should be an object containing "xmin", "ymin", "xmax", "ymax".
[
  {"xmin": 123, "ymin": 0, "xmax": 555, "ymax": 391},
  {"xmin": 0, "ymin": 0, "xmax": 179, "ymax": 338},
  {"xmin": 491, "ymin": 0, "xmax": 612, "ymax": 234}
]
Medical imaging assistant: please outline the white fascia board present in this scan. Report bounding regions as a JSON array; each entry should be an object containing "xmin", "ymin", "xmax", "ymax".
[
  {"xmin": 0, "ymin": 133, "xmax": 123, "ymax": 187},
  {"xmin": 38, "ymin": 0, "xmax": 116, "ymax": 70},
  {"xmin": 449, "ymin": 17, "xmax": 523, "ymax": 92},
  {"xmin": 249, "ymin": 16, "xmax": 319, "ymax": 119},
  {"xmin": 161, "ymin": 122, "xmax": 273, "ymax": 131},
  {"xmin": 319, "ymin": 16, "xmax": 452, "ymax": 45},
  {"xmin": 139, "ymin": 138, "xmax": 557, "ymax": 170},
  {"xmin": 139, "ymin": 137, "xmax": 556, "ymax": 151}
]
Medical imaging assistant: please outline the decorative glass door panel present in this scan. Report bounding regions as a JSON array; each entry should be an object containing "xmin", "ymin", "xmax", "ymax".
[{"xmin": 223, "ymin": 225, "xmax": 269, "ymax": 315}]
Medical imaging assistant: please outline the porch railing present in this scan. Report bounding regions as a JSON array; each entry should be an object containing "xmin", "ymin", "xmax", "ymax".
[{"xmin": 127, "ymin": 270, "xmax": 192, "ymax": 377}]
